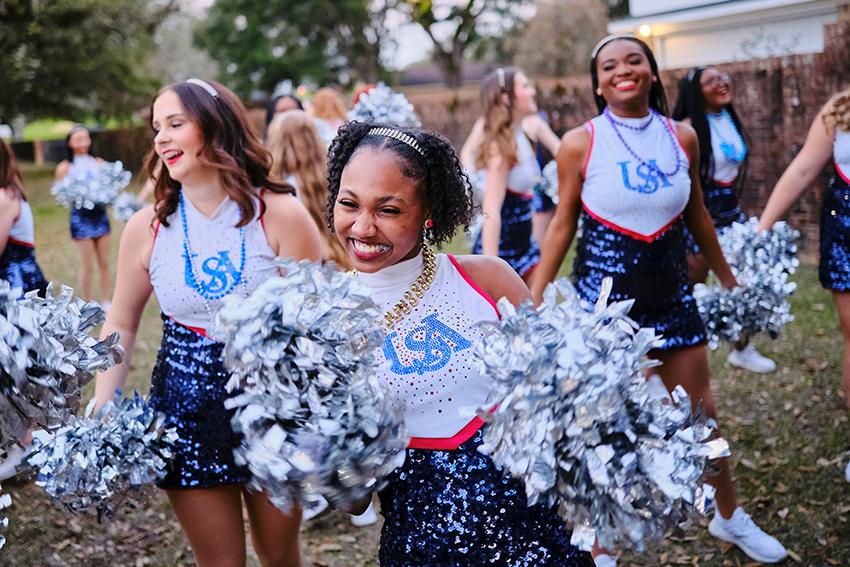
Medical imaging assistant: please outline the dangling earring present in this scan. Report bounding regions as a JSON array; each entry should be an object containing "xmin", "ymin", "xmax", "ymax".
[
  {"xmin": 596, "ymin": 88, "xmax": 602, "ymax": 96},
  {"xmin": 424, "ymin": 219, "xmax": 433, "ymax": 229}
]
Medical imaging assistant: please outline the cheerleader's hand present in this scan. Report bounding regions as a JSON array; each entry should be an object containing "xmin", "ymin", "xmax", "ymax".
[{"xmin": 720, "ymin": 273, "xmax": 739, "ymax": 290}]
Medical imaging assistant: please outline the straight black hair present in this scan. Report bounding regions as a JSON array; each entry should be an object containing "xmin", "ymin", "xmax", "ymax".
[{"xmin": 590, "ymin": 36, "xmax": 668, "ymax": 116}]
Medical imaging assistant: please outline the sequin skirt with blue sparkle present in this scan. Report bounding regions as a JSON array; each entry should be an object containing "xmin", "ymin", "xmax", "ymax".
[
  {"xmin": 703, "ymin": 180, "xmax": 743, "ymax": 228},
  {"xmin": 149, "ymin": 316, "xmax": 249, "ymax": 489},
  {"xmin": 473, "ymin": 190, "xmax": 540, "ymax": 277},
  {"xmin": 573, "ymin": 213, "xmax": 706, "ymax": 350},
  {"xmin": 533, "ymin": 185, "xmax": 556, "ymax": 213},
  {"xmin": 378, "ymin": 429, "xmax": 592, "ymax": 566},
  {"xmin": 70, "ymin": 205, "xmax": 110, "ymax": 240},
  {"xmin": 819, "ymin": 171, "xmax": 850, "ymax": 291},
  {"xmin": 0, "ymin": 242, "xmax": 47, "ymax": 298}
]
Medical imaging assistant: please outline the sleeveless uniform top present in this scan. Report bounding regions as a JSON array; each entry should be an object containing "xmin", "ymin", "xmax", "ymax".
[
  {"xmin": 581, "ymin": 111, "xmax": 691, "ymax": 242},
  {"xmin": 149, "ymin": 193, "xmax": 278, "ymax": 331},
  {"xmin": 9, "ymin": 200, "xmax": 36, "ymax": 247},
  {"xmin": 707, "ymin": 111, "xmax": 745, "ymax": 185},
  {"xmin": 357, "ymin": 253, "xmax": 499, "ymax": 450},
  {"xmin": 506, "ymin": 127, "xmax": 542, "ymax": 196},
  {"xmin": 69, "ymin": 154, "xmax": 100, "ymax": 181},
  {"xmin": 834, "ymin": 128, "xmax": 850, "ymax": 183}
]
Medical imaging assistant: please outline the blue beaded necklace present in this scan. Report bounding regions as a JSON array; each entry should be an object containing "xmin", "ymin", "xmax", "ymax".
[
  {"xmin": 604, "ymin": 107, "xmax": 683, "ymax": 178},
  {"xmin": 707, "ymin": 110, "xmax": 747, "ymax": 163},
  {"xmin": 179, "ymin": 190, "xmax": 247, "ymax": 301}
]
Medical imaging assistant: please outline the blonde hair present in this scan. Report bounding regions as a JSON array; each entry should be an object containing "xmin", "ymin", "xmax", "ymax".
[
  {"xmin": 475, "ymin": 67, "xmax": 519, "ymax": 170},
  {"xmin": 266, "ymin": 110, "xmax": 352, "ymax": 269},
  {"xmin": 312, "ymin": 88, "xmax": 348, "ymax": 124},
  {"xmin": 823, "ymin": 87, "xmax": 850, "ymax": 133}
]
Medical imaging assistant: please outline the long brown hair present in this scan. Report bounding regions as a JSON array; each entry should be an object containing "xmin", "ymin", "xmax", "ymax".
[
  {"xmin": 147, "ymin": 79, "xmax": 292, "ymax": 228},
  {"xmin": 823, "ymin": 87, "xmax": 850, "ymax": 133},
  {"xmin": 266, "ymin": 110, "xmax": 352, "ymax": 269},
  {"xmin": 0, "ymin": 138, "xmax": 25, "ymax": 200},
  {"xmin": 475, "ymin": 66, "xmax": 520, "ymax": 170},
  {"xmin": 312, "ymin": 88, "xmax": 348, "ymax": 124}
]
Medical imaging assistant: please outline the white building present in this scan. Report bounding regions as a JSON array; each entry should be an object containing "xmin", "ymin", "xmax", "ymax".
[{"xmin": 609, "ymin": 0, "xmax": 845, "ymax": 69}]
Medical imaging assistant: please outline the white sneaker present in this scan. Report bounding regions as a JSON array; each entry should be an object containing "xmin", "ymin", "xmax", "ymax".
[
  {"xmin": 0, "ymin": 444, "xmax": 29, "ymax": 481},
  {"xmin": 593, "ymin": 553, "xmax": 617, "ymax": 567},
  {"xmin": 350, "ymin": 501, "xmax": 377, "ymax": 527},
  {"xmin": 708, "ymin": 507, "xmax": 787, "ymax": 563},
  {"xmin": 727, "ymin": 345, "xmax": 777, "ymax": 373},
  {"xmin": 301, "ymin": 496, "xmax": 329, "ymax": 522}
]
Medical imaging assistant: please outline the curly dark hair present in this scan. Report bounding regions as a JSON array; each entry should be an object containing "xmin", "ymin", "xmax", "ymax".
[{"xmin": 326, "ymin": 121, "xmax": 474, "ymax": 248}]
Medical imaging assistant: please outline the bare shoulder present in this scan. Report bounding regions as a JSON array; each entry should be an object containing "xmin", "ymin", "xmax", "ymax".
[
  {"xmin": 0, "ymin": 189, "xmax": 20, "ymax": 219},
  {"xmin": 673, "ymin": 120, "xmax": 699, "ymax": 156},
  {"xmin": 561, "ymin": 125, "xmax": 591, "ymax": 152},
  {"xmin": 260, "ymin": 189, "xmax": 322, "ymax": 260},
  {"xmin": 451, "ymin": 254, "xmax": 531, "ymax": 306},
  {"xmin": 262, "ymin": 189, "xmax": 312, "ymax": 224},
  {"xmin": 55, "ymin": 160, "xmax": 71, "ymax": 179},
  {"xmin": 123, "ymin": 205, "xmax": 158, "ymax": 240}
]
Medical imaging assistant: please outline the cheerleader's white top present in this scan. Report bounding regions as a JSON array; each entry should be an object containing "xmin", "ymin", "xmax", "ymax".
[
  {"xmin": 149, "ymin": 193, "xmax": 278, "ymax": 333},
  {"xmin": 835, "ymin": 128, "xmax": 850, "ymax": 182},
  {"xmin": 357, "ymin": 252, "xmax": 499, "ymax": 450},
  {"xmin": 707, "ymin": 111, "xmax": 745, "ymax": 185},
  {"xmin": 9, "ymin": 200, "xmax": 36, "ymax": 247},
  {"xmin": 505, "ymin": 127, "xmax": 541, "ymax": 195},
  {"xmin": 581, "ymin": 111, "xmax": 691, "ymax": 242}
]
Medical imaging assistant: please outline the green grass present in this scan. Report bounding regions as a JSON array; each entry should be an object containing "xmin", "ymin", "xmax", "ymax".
[{"xmin": 5, "ymin": 162, "xmax": 850, "ymax": 565}]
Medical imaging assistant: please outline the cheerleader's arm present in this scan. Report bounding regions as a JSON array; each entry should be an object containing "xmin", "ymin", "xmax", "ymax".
[
  {"xmin": 758, "ymin": 104, "xmax": 834, "ymax": 230},
  {"xmin": 480, "ymin": 151, "xmax": 509, "ymax": 257},
  {"xmin": 0, "ymin": 189, "xmax": 20, "ymax": 253},
  {"xmin": 529, "ymin": 126, "xmax": 588, "ymax": 304},
  {"xmin": 93, "ymin": 207, "xmax": 154, "ymax": 410},
  {"xmin": 679, "ymin": 123, "xmax": 737, "ymax": 289}
]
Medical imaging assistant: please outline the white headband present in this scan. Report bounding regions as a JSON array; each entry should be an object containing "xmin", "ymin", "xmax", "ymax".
[
  {"xmin": 368, "ymin": 127, "xmax": 424, "ymax": 156},
  {"xmin": 186, "ymin": 78, "xmax": 219, "ymax": 98},
  {"xmin": 591, "ymin": 34, "xmax": 638, "ymax": 59},
  {"xmin": 497, "ymin": 68, "xmax": 506, "ymax": 90}
]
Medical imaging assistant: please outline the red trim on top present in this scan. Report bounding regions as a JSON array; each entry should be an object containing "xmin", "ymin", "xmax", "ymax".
[
  {"xmin": 8, "ymin": 237, "xmax": 34, "ymax": 248},
  {"xmin": 582, "ymin": 203, "xmax": 680, "ymax": 243},
  {"xmin": 446, "ymin": 254, "xmax": 501, "ymax": 318},
  {"xmin": 710, "ymin": 177, "xmax": 736, "ymax": 188},
  {"xmin": 506, "ymin": 187, "xmax": 535, "ymax": 199},
  {"xmin": 259, "ymin": 188, "xmax": 267, "ymax": 231},
  {"xmin": 582, "ymin": 121, "xmax": 595, "ymax": 180},
  {"xmin": 665, "ymin": 117, "xmax": 691, "ymax": 163},
  {"xmin": 836, "ymin": 162, "xmax": 850, "ymax": 185},
  {"xmin": 408, "ymin": 416, "xmax": 485, "ymax": 450},
  {"xmin": 169, "ymin": 316, "xmax": 209, "ymax": 338},
  {"xmin": 153, "ymin": 219, "xmax": 161, "ymax": 241}
]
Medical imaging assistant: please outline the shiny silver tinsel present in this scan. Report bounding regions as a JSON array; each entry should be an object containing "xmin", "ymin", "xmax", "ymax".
[
  {"xmin": 26, "ymin": 393, "xmax": 177, "ymax": 518},
  {"xmin": 0, "ymin": 484, "xmax": 9, "ymax": 549},
  {"xmin": 534, "ymin": 160, "xmax": 559, "ymax": 204},
  {"xmin": 348, "ymin": 83, "xmax": 421, "ymax": 127},
  {"xmin": 473, "ymin": 278, "xmax": 729, "ymax": 552},
  {"xmin": 215, "ymin": 260, "xmax": 407, "ymax": 513},
  {"xmin": 50, "ymin": 161, "xmax": 131, "ymax": 210},
  {"xmin": 695, "ymin": 218, "xmax": 799, "ymax": 348},
  {"xmin": 112, "ymin": 191, "xmax": 144, "ymax": 222},
  {"xmin": 0, "ymin": 281, "xmax": 123, "ymax": 449}
]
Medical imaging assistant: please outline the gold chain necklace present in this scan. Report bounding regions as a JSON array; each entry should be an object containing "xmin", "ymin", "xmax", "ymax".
[{"xmin": 353, "ymin": 247, "xmax": 438, "ymax": 329}]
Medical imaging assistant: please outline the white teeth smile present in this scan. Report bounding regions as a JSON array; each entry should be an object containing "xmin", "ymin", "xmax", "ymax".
[
  {"xmin": 352, "ymin": 240, "xmax": 390, "ymax": 255},
  {"xmin": 164, "ymin": 150, "xmax": 182, "ymax": 160},
  {"xmin": 615, "ymin": 80, "xmax": 636, "ymax": 88}
]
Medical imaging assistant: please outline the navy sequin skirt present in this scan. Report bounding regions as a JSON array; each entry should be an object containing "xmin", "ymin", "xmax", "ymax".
[
  {"xmin": 573, "ymin": 213, "xmax": 706, "ymax": 350},
  {"xmin": 149, "ymin": 316, "xmax": 249, "ymax": 489},
  {"xmin": 70, "ymin": 205, "xmax": 110, "ymax": 240},
  {"xmin": 378, "ymin": 429, "xmax": 592, "ymax": 566},
  {"xmin": 0, "ymin": 242, "xmax": 47, "ymax": 298},
  {"xmin": 533, "ymin": 185, "xmax": 556, "ymax": 214},
  {"xmin": 473, "ymin": 190, "xmax": 540, "ymax": 277},
  {"xmin": 819, "ymin": 170, "xmax": 850, "ymax": 291},
  {"xmin": 703, "ymin": 180, "xmax": 743, "ymax": 228}
]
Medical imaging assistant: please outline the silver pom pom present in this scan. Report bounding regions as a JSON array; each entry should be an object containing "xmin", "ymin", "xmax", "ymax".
[
  {"xmin": 112, "ymin": 192, "xmax": 144, "ymax": 222},
  {"xmin": 473, "ymin": 278, "xmax": 729, "ymax": 552},
  {"xmin": 348, "ymin": 83, "xmax": 421, "ymax": 127},
  {"xmin": 0, "ymin": 483, "xmax": 10, "ymax": 549},
  {"xmin": 535, "ymin": 160, "xmax": 559, "ymax": 204},
  {"xmin": 215, "ymin": 260, "xmax": 408, "ymax": 513},
  {"xmin": 0, "ymin": 281, "xmax": 123, "ymax": 449},
  {"xmin": 26, "ymin": 393, "xmax": 177, "ymax": 519},
  {"xmin": 50, "ymin": 161, "xmax": 131, "ymax": 210},
  {"xmin": 695, "ymin": 218, "xmax": 799, "ymax": 348}
]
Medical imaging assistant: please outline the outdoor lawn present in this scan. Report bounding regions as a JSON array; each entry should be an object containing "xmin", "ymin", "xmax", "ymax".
[{"xmin": 4, "ymin": 162, "xmax": 849, "ymax": 565}]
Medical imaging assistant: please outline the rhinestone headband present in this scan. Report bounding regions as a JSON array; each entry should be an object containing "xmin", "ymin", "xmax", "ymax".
[
  {"xmin": 186, "ymin": 78, "xmax": 219, "ymax": 98},
  {"xmin": 367, "ymin": 127, "xmax": 424, "ymax": 156},
  {"xmin": 591, "ymin": 33, "xmax": 638, "ymax": 59}
]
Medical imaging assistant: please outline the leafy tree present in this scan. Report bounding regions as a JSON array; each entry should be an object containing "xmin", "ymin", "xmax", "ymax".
[
  {"xmin": 0, "ymin": 0, "xmax": 177, "ymax": 129},
  {"xmin": 195, "ymin": 0, "xmax": 392, "ymax": 99},
  {"xmin": 606, "ymin": 0, "xmax": 630, "ymax": 19},
  {"xmin": 397, "ymin": 0, "xmax": 532, "ymax": 88},
  {"xmin": 512, "ymin": 0, "xmax": 609, "ymax": 77}
]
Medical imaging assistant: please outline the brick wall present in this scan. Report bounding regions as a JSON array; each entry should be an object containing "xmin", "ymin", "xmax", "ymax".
[{"xmin": 404, "ymin": 19, "xmax": 850, "ymax": 258}]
